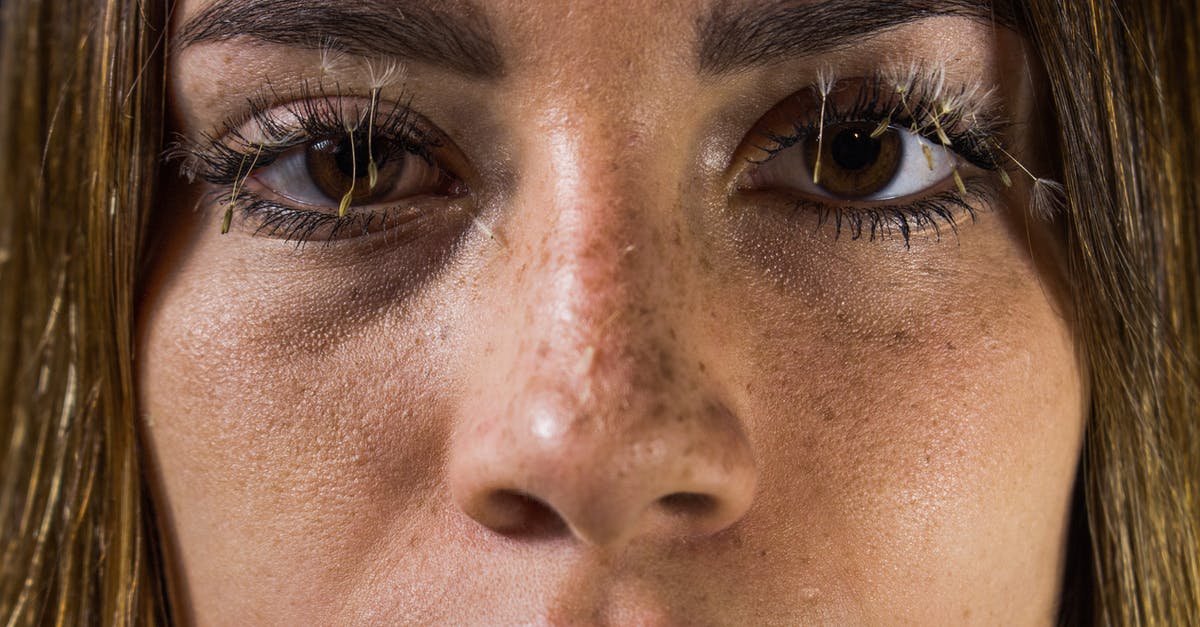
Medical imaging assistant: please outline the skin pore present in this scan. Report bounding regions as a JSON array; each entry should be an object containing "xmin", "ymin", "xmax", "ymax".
[{"xmin": 138, "ymin": 0, "xmax": 1088, "ymax": 623}]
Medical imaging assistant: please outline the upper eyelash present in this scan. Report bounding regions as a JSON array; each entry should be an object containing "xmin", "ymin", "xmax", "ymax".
[
  {"xmin": 165, "ymin": 80, "xmax": 440, "ymax": 187},
  {"xmin": 749, "ymin": 68, "xmax": 1009, "ymax": 172}
]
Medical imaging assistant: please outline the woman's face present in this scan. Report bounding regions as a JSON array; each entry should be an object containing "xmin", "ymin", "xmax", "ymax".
[{"xmin": 140, "ymin": 0, "xmax": 1087, "ymax": 622}]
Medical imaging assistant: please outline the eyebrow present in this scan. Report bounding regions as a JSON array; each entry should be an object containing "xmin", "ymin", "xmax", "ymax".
[
  {"xmin": 175, "ymin": 0, "xmax": 504, "ymax": 78},
  {"xmin": 697, "ymin": 0, "xmax": 1016, "ymax": 75}
]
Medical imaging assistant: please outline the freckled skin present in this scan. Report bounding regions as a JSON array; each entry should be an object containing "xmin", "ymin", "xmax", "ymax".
[{"xmin": 141, "ymin": 1, "xmax": 1087, "ymax": 624}]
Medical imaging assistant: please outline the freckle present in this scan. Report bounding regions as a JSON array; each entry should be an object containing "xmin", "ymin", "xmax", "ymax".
[
  {"xmin": 698, "ymin": 361, "xmax": 707, "ymax": 373},
  {"xmin": 945, "ymin": 341, "xmax": 956, "ymax": 351},
  {"xmin": 758, "ymin": 549, "xmax": 767, "ymax": 557}
]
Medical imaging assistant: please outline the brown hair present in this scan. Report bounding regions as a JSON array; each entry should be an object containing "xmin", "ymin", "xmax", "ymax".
[
  {"xmin": 1, "ymin": 0, "xmax": 1196, "ymax": 623},
  {"xmin": 0, "ymin": 0, "xmax": 170, "ymax": 622},
  {"xmin": 1023, "ymin": 0, "xmax": 1200, "ymax": 623}
]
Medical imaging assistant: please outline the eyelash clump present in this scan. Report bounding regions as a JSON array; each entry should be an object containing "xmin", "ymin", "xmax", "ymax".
[
  {"xmin": 166, "ymin": 78, "xmax": 442, "ymax": 236},
  {"xmin": 754, "ymin": 63, "xmax": 1007, "ymax": 176},
  {"xmin": 170, "ymin": 80, "xmax": 437, "ymax": 186}
]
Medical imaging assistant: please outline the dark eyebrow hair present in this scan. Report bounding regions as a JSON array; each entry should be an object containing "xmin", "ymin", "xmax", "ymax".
[
  {"xmin": 175, "ymin": 0, "xmax": 504, "ymax": 78},
  {"xmin": 697, "ymin": 0, "xmax": 1017, "ymax": 74}
]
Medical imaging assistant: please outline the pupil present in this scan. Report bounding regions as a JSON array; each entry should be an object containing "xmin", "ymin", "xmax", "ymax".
[
  {"xmin": 830, "ymin": 129, "xmax": 882, "ymax": 171},
  {"xmin": 330, "ymin": 138, "xmax": 374, "ymax": 179}
]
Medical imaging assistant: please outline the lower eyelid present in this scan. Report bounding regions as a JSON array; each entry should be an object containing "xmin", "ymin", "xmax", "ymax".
[{"xmin": 224, "ymin": 191, "xmax": 472, "ymax": 247}]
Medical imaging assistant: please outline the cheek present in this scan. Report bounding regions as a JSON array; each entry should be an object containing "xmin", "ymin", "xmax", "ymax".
[
  {"xmin": 136, "ymin": 209, "xmax": 471, "ymax": 612},
  {"xmin": 718, "ymin": 214, "xmax": 1085, "ymax": 618}
]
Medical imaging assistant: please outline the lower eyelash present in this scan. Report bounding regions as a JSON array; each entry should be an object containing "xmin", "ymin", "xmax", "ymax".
[
  {"xmin": 790, "ymin": 176, "xmax": 996, "ymax": 248},
  {"xmin": 208, "ymin": 189, "xmax": 425, "ymax": 246}
]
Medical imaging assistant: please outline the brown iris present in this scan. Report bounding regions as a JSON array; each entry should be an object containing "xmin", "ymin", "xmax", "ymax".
[
  {"xmin": 804, "ymin": 122, "xmax": 901, "ymax": 198},
  {"xmin": 306, "ymin": 136, "xmax": 401, "ymax": 205}
]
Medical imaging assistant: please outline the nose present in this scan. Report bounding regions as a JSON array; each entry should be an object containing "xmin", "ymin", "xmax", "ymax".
[
  {"xmin": 451, "ymin": 384, "xmax": 758, "ymax": 547},
  {"xmin": 448, "ymin": 120, "xmax": 757, "ymax": 548}
]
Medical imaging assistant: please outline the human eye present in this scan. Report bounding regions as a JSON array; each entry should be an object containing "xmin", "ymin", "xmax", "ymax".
[
  {"xmin": 736, "ymin": 65, "xmax": 1011, "ymax": 246},
  {"xmin": 170, "ymin": 82, "xmax": 466, "ymax": 245}
]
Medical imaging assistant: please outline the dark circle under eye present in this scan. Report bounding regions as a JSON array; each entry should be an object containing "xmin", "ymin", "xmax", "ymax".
[
  {"xmin": 804, "ymin": 122, "xmax": 902, "ymax": 198},
  {"xmin": 306, "ymin": 136, "xmax": 402, "ymax": 205}
]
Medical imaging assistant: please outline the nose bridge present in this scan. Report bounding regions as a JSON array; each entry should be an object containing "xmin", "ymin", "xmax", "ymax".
[
  {"xmin": 516, "ymin": 100, "xmax": 679, "ymax": 401},
  {"xmin": 487, "ymin": 0, "xmax": 695, "ymax": 385}
]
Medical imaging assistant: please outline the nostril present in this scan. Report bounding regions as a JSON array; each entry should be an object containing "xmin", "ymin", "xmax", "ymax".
[
  {"xmin": 657, "ymin": 492, "xmax": 719, "ymax": 518},
  {"xmin": 484, "ymin": 490, "xmax": 568, "ymax": 538}
]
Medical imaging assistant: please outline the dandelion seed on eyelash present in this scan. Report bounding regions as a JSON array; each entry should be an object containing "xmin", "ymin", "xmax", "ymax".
[
  {"xmin": 338, "ymin": 124, "xmax": 357, "ymax": 217},
  {"xmin": 317, "ymin": 38, "xmax": 352, "ymax": 78},
  {"xmin": 886, "ymin": 62, "xmax": 923, "ymax": 134},
  {"xmin": 367, "ymin": 88, "xmax": 381, "ymax": 189},
  {"xmin": 990, "ymin": 142, "xmax": 1066, "ymax": 220},
  {"xmin": 925, "ymin": 96, "xmax": 965, "ymax": 190},
  {"xmin": 921, "ymin": 142, "xmax": 935, "ymax": 170},
  {"xmin": 224, "ymin": 143, "xmax": 265, "ymax": 233},
  {"xmin": 952, "ymin": 170, "xmax": 967, "ymax": 195},
  {"xmin": 1028, "ymin": 178, "xmax": 1066, "ymax": 221},
  {"xmin": 870, "ymin": 112, "xmax": 893, "ymax": 139},
  {"xmin": 812, "ymin": 66, "xmax": 835, "ymax": 185},
  {"xmin": 960, "ymin": 110, "xmax": 1012, "ymax": 189},
  {"xmin": 362, "ymin": 58, "xmax": 404, "ymax": 190}
]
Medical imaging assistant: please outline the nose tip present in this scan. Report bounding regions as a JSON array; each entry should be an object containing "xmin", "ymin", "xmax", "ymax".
[{"xmin": 449, "ymin": 396, "xmax": 757, "ymax": 547}]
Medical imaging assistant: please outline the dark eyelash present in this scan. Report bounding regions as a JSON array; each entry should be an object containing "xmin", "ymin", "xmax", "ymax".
[
  {"xmin": 752, "ymin": 73, "xmax": 1008, "ymax": 172},
  {"xmin": 165, "ymin": 80, "xmax": 440, "ymax": 186},
  {"xmin": 199, "ymin": 187, "xmax": 434, "ymax": 248},
  {"xmin": 793, "ymin": 177, "xmax": 995, "ymax": 249},
  {"xmin": 226, "ymin": 193, "xmax": 378, "ymax": 245}
]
